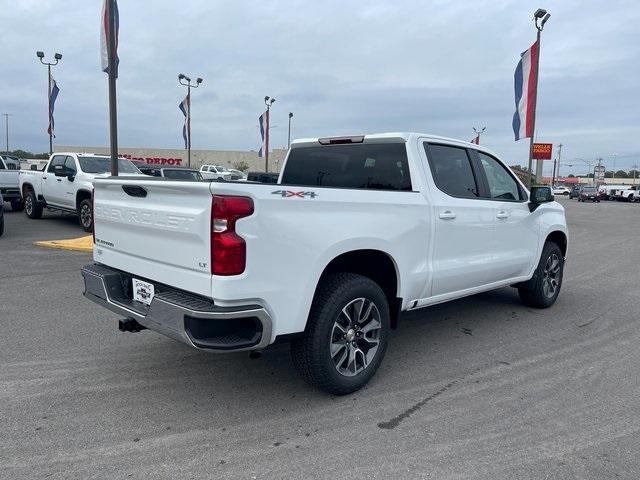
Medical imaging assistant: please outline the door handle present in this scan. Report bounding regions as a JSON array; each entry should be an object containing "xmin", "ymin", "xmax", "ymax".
[
  {"xmin": 42, "ymin": 176, "xmax": 47, "ymax": 180},
  {"xmin": 496, "ymin": 210, "xmax": 510, "ymax": 219},
  {"xmin": 57, "ymin": 178, "xmax": 62, "ymax": 182},
  {"xmin": 439, "ymin": 210, "xmax": 456, "ymax": 220}
]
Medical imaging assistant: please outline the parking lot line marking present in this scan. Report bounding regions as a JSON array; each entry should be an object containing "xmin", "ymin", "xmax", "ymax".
[{"xmin": 34, "ymin": 235, "xmax": 93, "ymax": 253}]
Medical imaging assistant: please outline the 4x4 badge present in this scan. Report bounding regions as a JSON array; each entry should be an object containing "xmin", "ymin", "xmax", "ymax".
[{"xmin": 271, "ymin": 190, "xmax": 318, "ymax": 198}]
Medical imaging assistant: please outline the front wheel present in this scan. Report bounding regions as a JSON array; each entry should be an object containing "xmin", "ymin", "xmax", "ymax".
[
  {"xmin": 291, "ymin": 273, "xmax": 390, "ymax": 395},
  {"xmin": 518, "ymin": 242, "xmax": 564, "ymax": 308},
  {"xmin": 79, "ymin": 198, "xmax": 93, "ymax": 232}
]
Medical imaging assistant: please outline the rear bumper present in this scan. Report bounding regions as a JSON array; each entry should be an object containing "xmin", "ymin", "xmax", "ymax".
[{"xmin": 81, "ymin": 263, "xmax": 272, "ymax": 352}]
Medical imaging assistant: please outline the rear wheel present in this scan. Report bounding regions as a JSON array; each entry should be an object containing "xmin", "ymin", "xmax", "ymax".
[
  {"xmin": 79, "ymin": 198, "xmax": 93, "ymax": 232},
  {"xmin": 10, "ymin": 199, "xmax": 24, "ymax": 211},
  {"xmin": 518, "ymin": 242, "xmax": 564, "ymax": 308},
  {"xmin": 24, "ymin": 189, "xmax": 43, "ymax": 219},
  {"xmin": 291, "ymin": 273, "xmax": 390, "ymax": 395}
]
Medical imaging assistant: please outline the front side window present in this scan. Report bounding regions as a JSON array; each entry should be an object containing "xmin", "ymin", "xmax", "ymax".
[
  {"xmin": 64, "ymin": 156, "xmax": 77, "ymax": 175},
  {"xmin": 425, "ymin": 144, "xmax": 478, "ymax": 198},
  {"xmin": 477, "ymin": 152, "xmax": 522, "ymax": 201},
  {"xmin": 281, "ymin": 143, "xmax": 412, "ymax": 191},
  {"xmin": 47, "ymin": 155, "xmax": 67, "ymax": 172}
]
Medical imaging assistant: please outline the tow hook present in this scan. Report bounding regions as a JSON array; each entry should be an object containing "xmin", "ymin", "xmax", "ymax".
[
  {"xmin": 248, "ymin": 350, "xmax": 263, "ymax": 359},
  {"xmin": 119, "ymin": 318, "xmax": 146, "ymax": 333}
]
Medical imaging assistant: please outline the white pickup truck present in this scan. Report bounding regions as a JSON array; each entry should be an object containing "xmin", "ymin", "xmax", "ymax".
[
  {"xmin": 0, "ymin": 155, "xmax": 24, "ymax": 211},
  {"xmin": 613, "ymin": 185, "xmax": 639, "ymax": 202},
  {"xmin": 19, "ymin": 152, "xmax": 141, "ymax": 231},
  {"xmin": 82, "ymin": 133, "xmax": 568, "ymax": 394}
]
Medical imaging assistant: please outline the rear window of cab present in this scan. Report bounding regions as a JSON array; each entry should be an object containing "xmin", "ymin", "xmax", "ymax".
[{"xmin": 281, "ymin": 143, "xmax": 412, "ymax": 191}]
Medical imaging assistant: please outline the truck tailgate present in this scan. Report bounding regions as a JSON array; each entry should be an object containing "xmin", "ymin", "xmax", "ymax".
[{"xmin": 93, "ymin": 178, "xmax": 213, "ymax": 297}]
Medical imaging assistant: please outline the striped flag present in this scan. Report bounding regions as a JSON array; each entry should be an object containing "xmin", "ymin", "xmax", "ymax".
[
  {"xmin": 258, "ymin": 110, "xmax": 269, "ymax": 158},
  {"xmin": 178, "ymin": 93, "xmax": 190, "ymax": 149},
  {"xmin": 47, "ymin": 75, "xmax": 60, "ymax": 137},
  {"xmin": 470, "ymin": 135, "xmax": 479, "ymax": 145},
  {"xmin": 100, "ymin": 0, "xmax": 119, "ymax": 77},
  {"xmin": 512, "ymin": 40, "xmax": 539, "ymax": 141}
]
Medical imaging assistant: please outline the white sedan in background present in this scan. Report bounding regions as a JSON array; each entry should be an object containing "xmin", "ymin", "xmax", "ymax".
[{"xmin": 552, "ymin": 186, "xmax": 571, "ymax": 196}]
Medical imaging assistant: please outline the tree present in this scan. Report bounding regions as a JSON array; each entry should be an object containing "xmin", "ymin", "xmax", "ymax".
[
  {"xmin": 614, "ymin": 170, "xmax": 628, "ymax": 178},
  {"xmin": 232, "ymin": 160, "xmax": 250, "ymax": 172},
  {"xmin": 567, "ymin": 174, "xmax": 575, "ymax": 178}
]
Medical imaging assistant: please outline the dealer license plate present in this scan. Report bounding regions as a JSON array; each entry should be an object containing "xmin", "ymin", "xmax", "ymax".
[{"xmin": 132, "ymin": 278, "xmax": 155, "ymax": 305}]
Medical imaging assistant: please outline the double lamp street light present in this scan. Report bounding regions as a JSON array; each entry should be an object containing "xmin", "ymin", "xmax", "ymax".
[
  {"xmin": 36, "ymin": 50, "xmax": 62, "ymax": 155},
  {"xmin": 178, "ymin": 73, "xmax": 203, "ymax": 168}
]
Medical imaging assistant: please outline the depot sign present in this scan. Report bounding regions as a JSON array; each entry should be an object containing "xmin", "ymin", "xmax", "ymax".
[
  {"xmin": 532, "ymin": 143, "xmax": 553, "ymax": 160},
  {"xmin": 119, "ymin": 153, "xmax": 183, "ymax": 166}
]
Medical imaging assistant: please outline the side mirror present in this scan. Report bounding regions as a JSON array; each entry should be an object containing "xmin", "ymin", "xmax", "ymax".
[
  {"xmin": 30, "ymin": 164, "xmax": 38, "ymax": 171},
  {"xmin": 67, "ymin": 172, "xmax": 76, "ymax": 182},
  {"xmin": 529, "ymin": 186, "xmax": 554, "ymax": 212},
  {"xmin": 53, "ymin": 165, "xmax": 67, "ymax": 177}
]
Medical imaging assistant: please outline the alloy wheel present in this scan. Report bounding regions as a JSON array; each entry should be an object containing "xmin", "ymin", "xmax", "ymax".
[
  {"xmin": 329, "ymin": 297, "xmax": 382, "ymax": 377},
  {"xmin": 80, "ymin": 204, "xmax": 92, "ymax": 228},
  {"xmin": 542, "ymin": 253, "xmax": 561, "ymax": 298}
]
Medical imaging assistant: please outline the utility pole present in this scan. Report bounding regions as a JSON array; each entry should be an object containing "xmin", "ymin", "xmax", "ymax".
[
  {"xmin": 2, "ymin": 113, "xmax": 10, "ymax": 154},
  {"xmin": 552, "ymin": 143, "xmax": 562, "ymax": 186},
  {"xmin": 528, "ymin": 9, "xmax": 551, "ymax": 187}
]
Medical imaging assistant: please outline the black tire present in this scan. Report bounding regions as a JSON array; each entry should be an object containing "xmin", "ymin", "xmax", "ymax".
[
  {"xmin": 10, "ymin": 199, "xmax": 24, "ymax": 212},
  {"xmin": 518, "ymin": 242, "xmax": 564, "ymax": 308},
  {"xmin": 291, "ymin": 273, "xmax": 390, "ymax": 395},
  {"xmin": 24, "ymin": 189, "xmax": 43, "ymax": 219},
  {"xmin": 78, "ymin": 198, "xmax": 93, "ymax": 232}
]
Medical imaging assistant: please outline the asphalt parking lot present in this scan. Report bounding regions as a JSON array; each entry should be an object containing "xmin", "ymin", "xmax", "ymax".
[{"xmin": 1, "ymin": 198, "xmax": 639, "ymax": 479}]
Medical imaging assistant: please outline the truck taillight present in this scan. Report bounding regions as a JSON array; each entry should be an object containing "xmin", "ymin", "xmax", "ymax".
[{"xmin": 211, "ymin": 195, "xmax": 254, "ymax": 276}]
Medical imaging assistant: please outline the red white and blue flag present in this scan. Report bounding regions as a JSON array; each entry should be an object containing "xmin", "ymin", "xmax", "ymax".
[
  {"xmin": 470, "ymin": 135, "xmax": 479, "ymax": 145},
  {"xmin": 100, "ymin": 0, "xmax": 119, "ymax": 77},
  {"xmin": 47, "ymin": 75, "xmax": 60, "ymax": 137},
  {"xmin": 179, "ymin": 93, "xmax": 190, "ymax": 149},
  {"xmin": 258, "ymin": 110, "xmax": 269, "ymax": 158},
  {"xmin": 512, "ymin": 40, "xmax": 539, "ymax": 141}
]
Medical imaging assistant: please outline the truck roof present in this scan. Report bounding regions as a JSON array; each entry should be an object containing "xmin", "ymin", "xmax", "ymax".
[
  {"xmin": 289, "ymin": 132, "xmax": 505, "ymax": 162},
  {"xmin": 290, "ymin": 132, "xmax": 495, "ymax": 153}
]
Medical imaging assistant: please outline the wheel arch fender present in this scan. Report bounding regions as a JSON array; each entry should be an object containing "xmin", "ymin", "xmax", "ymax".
[{"xmin": 75, "ymin": 189, "xmax": 92, "ymax": 211}]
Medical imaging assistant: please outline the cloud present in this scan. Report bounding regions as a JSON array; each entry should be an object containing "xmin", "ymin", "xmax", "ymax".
[{"xmin": 1, "ymin": 0, "xmax": 639, "ymax": 173}]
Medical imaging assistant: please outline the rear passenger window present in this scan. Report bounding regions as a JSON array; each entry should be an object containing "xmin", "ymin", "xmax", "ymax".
[
  {"xmin": 477, "ymin": 152, "xmax": 523, "ymax": 201},
  {"xmin": 425, "ymin": 144, "xmax": 478, "ymax": 198},
  {"xmin": 281, "ymin": 143, "xmax": 411, "ymax": 191}
]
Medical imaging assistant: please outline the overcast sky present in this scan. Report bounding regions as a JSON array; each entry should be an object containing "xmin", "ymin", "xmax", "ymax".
[{"xmin": 2, "ymin": 0, "xmax": 639, "ymax": 175}]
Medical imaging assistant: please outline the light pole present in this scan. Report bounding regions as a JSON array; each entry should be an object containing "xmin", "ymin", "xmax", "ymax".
[
  {"xmin": 2, "ymin": 113, "xmax": 11, "ymax": 154},
  {"xmin": 472, "ymin": 126, "xmax": 485, "ymax": 144},
  {"xmin": 263, "ymin": 96, "xmax": 275, "ymax": 172},
  {"xmin": 36, "ymin": 51, "xmax": 62, "ymax": 155},
  {"xmin": 178, "ymin": 74, "xmax": 203, "ymax": 168},
  {"xmin": 528, "ymin": 8, "xmax": 551, "ymax": 187},
  {"xmin": 287, "ymin": 112, "xmax": 294, "ymax": 149}
]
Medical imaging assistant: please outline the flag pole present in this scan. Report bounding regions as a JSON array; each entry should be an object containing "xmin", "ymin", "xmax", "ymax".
[
  {"xmin": 528, "ymin": 28, "xmax": 540, "ymax": 187},
  {"xmin": 107, "ymin": 0, "xmax": 119, "ymax": 176},
  {"xmin": 48, "ymin": 64, "xmax": 53, "ymax": 156}
]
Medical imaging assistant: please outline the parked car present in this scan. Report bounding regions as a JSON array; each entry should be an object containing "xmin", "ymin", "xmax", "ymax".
[
  {"xmin": 228, "ymin": 168, "xmax": 248, "ymax": 180},
  {"xmin": 19, "ymin": 153, "xmax": 142, "ymax": 232},
  {"xmin": 0, "ymin": 155, "xmax": 24, "ymax": 211},
  {"xmin": 613, "ymin": 185, "xmax": 640, "ymax": 202},
  {"xmin": 199, "ymin": 165, "xmax": 232, "ymax": 181},
  {"xmin": 158, "ymin": 168, "xmax": 204, "ymax": 181},
  {"xmin": 129, "ymin": 160, "xmax": 161, "ymax": 177},
  {"xmin": 552, "ymin": 186, "xmax": 570, "ymax": 196},
  {"xmin": 246, "ymin": 171, "xmax": 279, "ymax": 183},
  {"xmin": 569, "ymin": 185, "xmax": 583, "ymax": 199},
  {"xmin": 0, "ymin": 192, "xmax": 4, "ymax": 237},
  {"xmin": 83, "ymin": 132, "xmax": 568, "ymax": 395},
  {"xmin": 578, "ymin": 186, "xmax": 601, "ymax": 202}
]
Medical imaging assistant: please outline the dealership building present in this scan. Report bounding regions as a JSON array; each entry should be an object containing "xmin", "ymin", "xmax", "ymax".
[{"xmin": 54, "ymin": 146, "xmax": 288, "ymax": 172}]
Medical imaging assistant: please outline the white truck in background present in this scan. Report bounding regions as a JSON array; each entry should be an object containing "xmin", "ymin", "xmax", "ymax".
[
  {"xmin": 82, "ymin": 133, "xmax": 568, "ymax": 395},
  {"xmin": 613, "ymin": 185, "xmax": 640, "ymax": 202},
  {"xmin": 0, "ymin": 155, "xmax": 24, "ymax": 211},
  {"xmin": 19, "ymin": 152, "xmax": 141, "ymax": 231}
]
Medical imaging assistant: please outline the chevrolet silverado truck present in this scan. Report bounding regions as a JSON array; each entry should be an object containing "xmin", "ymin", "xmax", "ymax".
[
  {"xmin": 19, "ymin": 153, "xmax": 141, "ymax": 232},
  {"xmin": 0, "ymin": 155, "xmax": 24, "ymax": 211},
  {"xmin": 82, "ymin": 133, "xmax": 568, "ymax": 395},
  {"xmin": 613, "ymin": 185, "xmax": 639, "ymax": 202}
]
